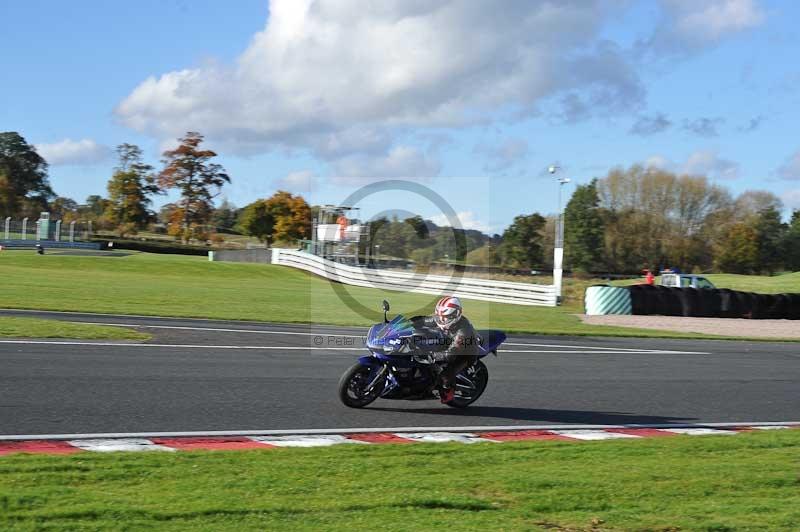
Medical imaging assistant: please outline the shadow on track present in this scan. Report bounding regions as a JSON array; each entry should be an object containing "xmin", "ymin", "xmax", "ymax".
[{"xmin": 366, "ymin": 405, "xmax": 697, "ymax": 425}]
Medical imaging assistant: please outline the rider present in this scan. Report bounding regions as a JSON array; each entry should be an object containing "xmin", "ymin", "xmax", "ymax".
[{"xmin": 423, "ymin": 296, "xmax": 479, "ymax": 403}]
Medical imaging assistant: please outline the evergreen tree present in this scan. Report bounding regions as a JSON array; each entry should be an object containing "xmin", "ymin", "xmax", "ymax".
[
  {"xmin": 499, "ymin": 213, "xmax": 546, "ymax": 268},
  {"xmin": 563, "ymin": 178, "xmax": 605, "ymax": 272},
  {"xmin": 783, "ymin": 210, "xmax": 800, "ymax": 271},
  {"xmin": 752, "ymin": 206, "xmax": 786, "ymax": 274},
  {"xmin": 0, "ymin": 131, "xmax": 54, "ymax": 216}
]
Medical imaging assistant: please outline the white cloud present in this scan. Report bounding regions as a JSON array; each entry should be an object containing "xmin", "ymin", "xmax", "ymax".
[
  {"xmin": 475, "ymin": 138, "xmax": 529, "ymax": 172},
  {"xmin": 776, "ymin": 149, "xmax": 800, "ymax": 181},
  {"xmin": 116, "ymin": 0, "xmax": 643, "ymax": 162},
  {"xmin": 645, "ymin": 150, "xmax": 740, "ymax": 180},
  {"xmin": 647, "ymin": 0, "xmax": 765, "ymax": 53},
  {"xmin": 684, "ymin": 150, "xmax": 740, "ymax": 180},
  {"xmin": 35, "ymin": 138, "xmax": 110, "ymax": 166},
  {"xmin": 430, "ymin": 210, "xmax": 494, "ymax": 234},
  {"xmin": 645, "ymin": 154, "xmax": 670, "ymax": 169},
  {"xmin": 332, "ymin": 146, "xmax": 441, "ymax": 184},
  {"xmin": 783, "ymin": 189, "xmax": 800, "ymax": 210},
  {"xmin": 273, "ymin": 170, "xmax": 316, "ymax": 192}
]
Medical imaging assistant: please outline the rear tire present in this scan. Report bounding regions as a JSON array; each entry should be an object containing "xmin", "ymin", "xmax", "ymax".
[
  {"xmin": 338, "ymin": 363, "xmax": 384, "ymax": 408},
  {"xmin": 445, "ymin": 360, "xmax": 488, "ymax": 408}
]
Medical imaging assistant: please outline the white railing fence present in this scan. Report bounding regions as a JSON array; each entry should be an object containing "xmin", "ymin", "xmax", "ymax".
[{"xmin": 271, "ymin": 249, "xmax": 557, "ymax": 307}]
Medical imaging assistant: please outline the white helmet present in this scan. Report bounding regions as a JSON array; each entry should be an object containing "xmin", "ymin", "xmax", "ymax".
[{"xmin": 434, "ymin": 296, "xmax": 463, "ymax": 330}]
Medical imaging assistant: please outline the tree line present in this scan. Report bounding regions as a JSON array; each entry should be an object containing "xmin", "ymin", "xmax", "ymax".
[
  {"xmin": 349, "ymin": 165, "xmax": 800, "ymax": 275},
  {"xmin": 3, "ymin": 129, "xmax": 797, "ymax": 273},
  {"xmin": 561, "ymin": 165, "xmax": 800, "ymax": 274},
  {"xmin": 0, "ymin": 131, "xmax": 230, "ymax": 242}
]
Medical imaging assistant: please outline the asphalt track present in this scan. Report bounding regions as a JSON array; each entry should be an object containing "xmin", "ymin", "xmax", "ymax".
[{"xmin": 1, "ymin": 309, "xmax": 799, "ymax": 436}]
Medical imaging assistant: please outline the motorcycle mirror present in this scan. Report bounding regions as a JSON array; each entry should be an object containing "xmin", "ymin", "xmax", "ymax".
[{"xmin": 382, "ymin": 299, "xmax": 390, "ymax": 323}]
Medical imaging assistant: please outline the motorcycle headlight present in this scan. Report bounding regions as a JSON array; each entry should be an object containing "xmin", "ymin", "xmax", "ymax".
[{"xmin": 385, "ymin": 339, "xmax": 402, "ymax": 352}]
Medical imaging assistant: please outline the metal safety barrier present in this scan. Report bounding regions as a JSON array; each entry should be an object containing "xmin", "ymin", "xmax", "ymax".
[{"xmin": 271, "ymin": 249, "xmax": 557, "ymax": 307}]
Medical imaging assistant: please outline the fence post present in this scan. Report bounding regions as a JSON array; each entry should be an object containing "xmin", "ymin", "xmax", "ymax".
[
  {"xmin": 87, "ymin": 220, "xmax": 93, "ymax": 239},
  {"xmin": 69, "ymin": 221, "xmax": 76, "ymax": 242},
  {"xmin": 54, "ymin": 220, "xmax": 62, "ymax": 241},
  {"xmin": 4, "ymin": 217, "xmax": 9, "ymax": 240},
  {"xmin": 22, "ymin": 218, "xmax": 28, "ymax": 240}
]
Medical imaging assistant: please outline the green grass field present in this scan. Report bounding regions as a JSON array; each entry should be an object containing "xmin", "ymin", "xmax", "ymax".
[
  {"xmin": 699, "ymin": 272, "xmax": 800, "ymax": 293},
  {"xmin": 0, "ymin": 250, "xmax": 761, "ymax": 339},
  {"xmin": 1, "ymin": 430, "xmax": 799, "ymax": 530},
  {"xmin": 614, "ymin": 272, "xmax": 800, "ymax": 294},
  {"xmin": 0, "ymin": 316, "xmax": 149, "ymax": 340}
]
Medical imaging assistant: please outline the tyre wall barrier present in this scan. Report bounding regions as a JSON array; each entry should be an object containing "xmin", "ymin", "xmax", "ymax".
[
  {"xmin": 604, "ymin": 285, "xmax": 800, "ymax": 320},
  {"xmin": 584, "ymin": 286, "xmax": 633, "ymax": 315}
]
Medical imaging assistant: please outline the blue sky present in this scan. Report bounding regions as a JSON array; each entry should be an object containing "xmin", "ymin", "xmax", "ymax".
[{"xmin": 3, "ymin": 0, "xmax": 800, "ymax": 234}]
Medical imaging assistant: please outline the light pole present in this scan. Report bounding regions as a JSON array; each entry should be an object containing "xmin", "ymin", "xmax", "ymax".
[{"xmin": 548, "ymin": 165, "xmax": 571, "ymax": 303}]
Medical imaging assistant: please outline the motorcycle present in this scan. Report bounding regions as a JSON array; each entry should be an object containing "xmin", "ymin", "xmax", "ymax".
[{"xmin": 338, "ymin": 300, "xmax": 506, "ymax": 408}]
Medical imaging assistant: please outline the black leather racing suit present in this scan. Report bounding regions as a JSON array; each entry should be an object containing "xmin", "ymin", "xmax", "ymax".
[{"xmin": 419, "ymin": 315, "xmax": 479, "ymax": 391}]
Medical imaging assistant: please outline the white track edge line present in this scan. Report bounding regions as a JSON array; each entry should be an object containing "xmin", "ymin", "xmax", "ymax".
[
  {"xmin": 0, "ymin": 339, "xmax": 705, "ymax": 354},
  {"xmin": 1, "ymin": 309, "xmax": 716, "ymax": 353},
  {"xmin": 71, "ymin": 323, "xmax": 689, "ymax": 352},
  {"xmin": 2, "ymin": 422, "xmax": 797, "ymax": 441},
  {"xmin": 82, "ymin": 324, "xmax": 700, "ymax": 353}
]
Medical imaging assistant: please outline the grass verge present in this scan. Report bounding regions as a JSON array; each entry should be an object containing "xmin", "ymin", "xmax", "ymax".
[
  {"xmin": 613, "ymin": 271, "xmax": 800, "ymax": 294},
  {"xmin": 0, "ymin": 316, "xmax": 149, "ymax": 341},
  {"xmin": 0, "ymin": 250, "xmax": 795, "ymax": 340},
  {"xmin": 1, "ymin": 430, "xmax": 799, "ymax": 530}
]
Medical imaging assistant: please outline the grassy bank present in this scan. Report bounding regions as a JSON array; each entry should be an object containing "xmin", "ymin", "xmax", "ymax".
[
  {"xmin": 0, "ymin": 251, "xmax": 737, "ymax": 339},
  {"xmin": 1, "ymin": 430, "xmax": 799, "ymax": 530},
  {"xmin": 702, "ymin": 272, "xmax": 800, "ymax": 293},
  {"xmin": 0, "ymin": 316, "xmax": 149, "ymax": 340},
  {"xmin": 613, "ymin": 271, "xmax": 800, "ymax": 294}
]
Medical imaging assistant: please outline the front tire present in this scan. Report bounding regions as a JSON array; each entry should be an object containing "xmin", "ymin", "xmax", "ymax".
[
  {"xmin": 338, "ymin": 363, "xmax": 384, "ymax": 408},
  {"xmin": 445, "ymin": 360, "xmax": 488, "ymax": 408}
]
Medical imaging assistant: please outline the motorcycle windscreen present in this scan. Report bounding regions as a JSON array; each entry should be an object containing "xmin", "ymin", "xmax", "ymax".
[{"xmin": 366, "ymin": 315, "xmax": 415, "ymax": 350}]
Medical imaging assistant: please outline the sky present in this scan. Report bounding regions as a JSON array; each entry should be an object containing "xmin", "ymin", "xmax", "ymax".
[{"xmin": 2, "ymin": 0, "xmax": 800, "ymax": 234}]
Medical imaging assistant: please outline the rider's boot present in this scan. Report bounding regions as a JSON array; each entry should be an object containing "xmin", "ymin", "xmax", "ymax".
[
  {"xmin": 439, "ymin": 382, "xmax": 455, "ymax": 403},
  {"xmin": 440, "ymin": 388, "xmax": 454, "ymax": 403}
]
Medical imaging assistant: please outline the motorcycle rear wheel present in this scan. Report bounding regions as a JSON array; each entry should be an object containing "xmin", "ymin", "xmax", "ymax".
[
  {"xmin": 338, "ymin": 363, "xmax": 384, "ymax": 408},
  {"xmin": 445, "ymin": 360, "xmax": 489, "ymax": 408}
]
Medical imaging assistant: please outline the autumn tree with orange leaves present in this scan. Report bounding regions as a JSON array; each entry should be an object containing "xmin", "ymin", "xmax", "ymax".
[
  {"xmin": 157, "ymin": 132, "xmax": 230, "ymax": 241},
  {"xmin": 238, "ymin": 191, "xmax": 311, "ymax": 245}
]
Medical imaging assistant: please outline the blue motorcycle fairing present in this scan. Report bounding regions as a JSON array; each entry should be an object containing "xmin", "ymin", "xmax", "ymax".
[
  {"xmin": 359, "ymin": 353, "xmax": 418, "ymax": 368},
  {"xmin": 477, "ymin": 329, "xmax": 507, "ymax": 356},
  {"xmin": 357, "ymin": 354, "xmax": 381, "ymax": 367}
]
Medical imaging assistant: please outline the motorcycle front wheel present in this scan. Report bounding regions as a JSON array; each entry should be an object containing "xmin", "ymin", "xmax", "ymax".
[
  {"xmin": 338, "ymin": 363, "xmax": 385, "ymax": 408},
  {"xmin": 445, "ymin": 359, "xmax": 489, "ymax": 408}
]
